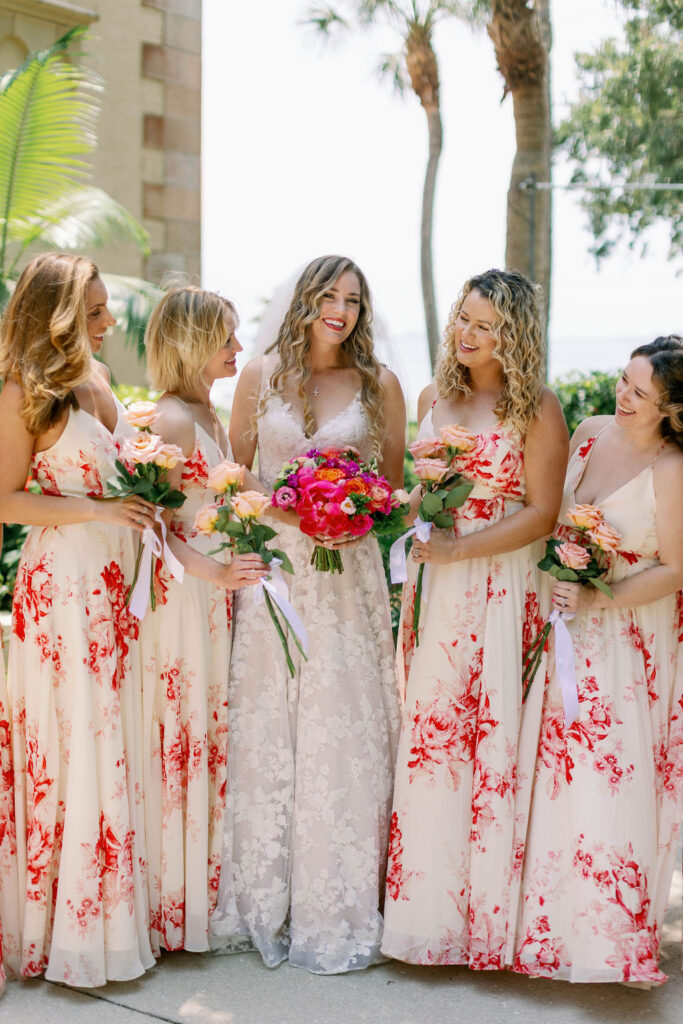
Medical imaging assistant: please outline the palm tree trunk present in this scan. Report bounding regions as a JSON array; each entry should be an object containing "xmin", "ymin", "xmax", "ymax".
[
  {"xmin": 422, "ymin": 107, "xmax": 443, "ymax": 371},
  {"xmin": 488, "ymin": 0, "xmax": 552, "ymax": 342}
]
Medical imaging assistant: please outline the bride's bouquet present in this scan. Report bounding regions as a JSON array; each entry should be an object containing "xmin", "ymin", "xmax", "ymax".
[
  {"xmin": 194, "ymin": 461, "xmax": 307, "ymax": 677},
  {"xmin": 522, "ymin": 504, "xmax": 621, "ymax": 720},
  {"xmin": 271, "ymin": 446, "xmax": 409, "ymax": 573}
]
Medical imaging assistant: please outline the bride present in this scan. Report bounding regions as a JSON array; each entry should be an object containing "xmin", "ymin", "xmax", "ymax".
[{"xmin": 209, "ymin": 254, "xmax": 405, "ymax": 973}]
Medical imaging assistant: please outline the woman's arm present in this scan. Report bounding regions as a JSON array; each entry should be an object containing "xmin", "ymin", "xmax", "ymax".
[
  {"xmin": 228, "ymin": 358, "xmax": 262, "ymax": 471},
  {"xmin": 155, "ymin": 396, "xmax": 266, "ymax": 588},
  {"xmin": 378, "ymin": 368, "xmax": 407, "ymax": 490},
  {"xmin": 414, "ymin": 388, "xmax": 570, "ymax": 565},
  {"xmin": 554, "ymin": 446, "xmax": 683, "ymax": 613},
  {"xmin": 0, "ymin": 379, "xmax": 155, "ymax": 532}
]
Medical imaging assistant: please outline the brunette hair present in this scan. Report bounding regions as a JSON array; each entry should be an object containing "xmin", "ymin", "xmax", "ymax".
[
  {"xmin": 0, "ymin": 252, "xmax": 98, "ymax": 435},
  {"xmin": 436, "ymin": 268, "xmax": 545, "ymax": 436},
  {"xmin": 630, "ymin": 335, "xmax": 683, "ymax": 450}
]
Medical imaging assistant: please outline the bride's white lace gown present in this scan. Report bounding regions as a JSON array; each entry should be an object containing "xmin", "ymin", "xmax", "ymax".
[{"xmin": 209, "ymin": 375, "xmax": 401, "ymax": 974}]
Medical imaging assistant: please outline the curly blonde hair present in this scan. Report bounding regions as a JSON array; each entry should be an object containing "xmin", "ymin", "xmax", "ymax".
[
  {"xmin": 436, "ymin": 269, "xmax": 545, "ymax": 437},
  {"xmin": 146, "ymin": 286, "xmax": 238, "ymax": 393},
  {"xmin": 259, "ymin": 255, "xmax": 385, "ymax": 460},
  {"xmin": 0, "ymin": 252, "xmax": 98, "ymax": 435}
]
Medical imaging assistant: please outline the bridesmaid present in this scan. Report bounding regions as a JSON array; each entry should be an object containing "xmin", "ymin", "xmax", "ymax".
[
  {"xmin": 0, "ymin": 253, "xmax": 157, "ymax": 985},
  {"xmin": 513, "ymin": 336, "xmax": 683, "ymax": 984},
  {"xmin": 210, "ymin": 254, "xmax": 405, "ymax": 973},
  {"xmin": 142, "ymin": 286, "xmax": 266, "ymax": 954},
  {"xmin": 0, "ymin": 569, "xmax": 18, "ymax": 992},
  {"xmin": 381, "ymin": 268, "xmax": 568, "ymax": 968}
]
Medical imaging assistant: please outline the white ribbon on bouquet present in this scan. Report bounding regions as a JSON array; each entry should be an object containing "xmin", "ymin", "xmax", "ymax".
[
  {"xmin": 129, "ymin": 508, "xmax": 185, "ymax": 620},
  {"xmin": 253, "ymin": 558, "xmax": 308, "ymax": 655},
  {"xmin": 389, "ymin": 516, "xmax": 433, "ymax": 597},
  {"xmin": 548, "ymin": 608, "xmax": 579, "ymax": 726}
]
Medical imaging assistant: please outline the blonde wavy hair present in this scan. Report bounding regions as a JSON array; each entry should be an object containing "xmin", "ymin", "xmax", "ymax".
[
  {"xmin": 436, "ymin": 269, "xmax": 545, "ymax": 437},
  {"xmin": 259, "ymin": 255, "xmax": 385, "ymax": 460},
  {"xmin": 146, "ymin": 286, "xmax": 238, "ymax": 393},
  {"xmin": 0, "ymin": 252, "xmax": 98, "ymax": 436}
]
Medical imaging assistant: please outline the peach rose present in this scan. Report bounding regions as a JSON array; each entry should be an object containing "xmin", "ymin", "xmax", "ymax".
[
  {"xmin": 556, "ymin": 542, "xmax": 591, "ymax": 570},
  {"xmin": 439, "ymin": 423, "xmax": 477, "ymax": 452},
  {"xmin": 123, "ymin": 400, "xmax": 161, "ymax": 430},
  {"xmin": 566, "ymin": 504, "xmax": 604, "ymax": 530},
  {"xmin": 413, "ymin": 458, "xmax": 450, "ymax": 483},
  {"xmin": 408, "ymin": 437, "xmax": 446, "ymax": 459},
  {"xmin": 207, "ymin": 460, "xmax": 244, "ymax": 493},
  {"xmin": 589, "ymin": 521, "xmax": 622, "ymax": 552},
  {"xmin": 194, "ymin": 502, "xmax": 221, "ymax": 534},
  {"xmin": 152, "ymin": 443, "xmax": 186, "ymax": 469},
  {"xmin": 231, "ymin": 490, "xmax": 270, "ymax": 519},
  {"xmin": 120, "ymin": 432, "xmax": 162, "ymax": 464}
]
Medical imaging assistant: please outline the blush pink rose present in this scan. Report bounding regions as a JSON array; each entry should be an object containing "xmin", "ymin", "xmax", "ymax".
[
  {"xmin": 393, "ymin": 489, "xmax": 410, "ymax": 505},
  {"xmin": 589, "ymin": 521, "xmax": 622, "ymax": 552},
  {"xmin": 439, "ymin": 423, "xmax": 477, "ymax": 452},
  {"xmin": 413, "ymin": 458, "xmax": 450, "ymax": 483},
  {"xmin": 556, "ymin": 541, "xmax": 591, "ymax": 570},
  {"xmin": 408, "ymin": 437, "xmax": 446, "ymax": 459},
  {"xmin": 152, "ymin": 443, "xmax": 186, "ymax": 469},
  {"xmin": 123, "ymin": 401, "xmax": 160, "ymax": 429},
  {"xmin": 120, "ymin": 432, "xmax": 163, "ymax": 465},
  {"xmin": 207, "ymin": 460, "xmax": 244, "ymax": 493},
  {"xmin": 232, "ymin": 490, "xmax": 270, "ymax": 519},
  {"xmin": 566, "ymin": 504, "xmax": 604, "ymax": 530}
]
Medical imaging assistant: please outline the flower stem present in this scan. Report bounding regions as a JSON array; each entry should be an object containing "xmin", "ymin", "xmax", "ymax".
[
  {"xmin": 264, "ymin": 590, "xmax": 296, "ymax": 677},
  {"xmin": 412, "ymin": 563, "xmax": 425, "ymax": 647},
  {"xmin": 126, "ymin": 539, "xmax": 143, "ymax": 608},
  {"xmin": 522, "ymin": 621, "xmax": 552, "ymax": 702}
]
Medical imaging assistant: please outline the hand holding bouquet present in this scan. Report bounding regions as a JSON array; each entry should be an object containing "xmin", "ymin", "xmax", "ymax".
[
  {"xmin": 522, "ymin": 504, "xmax": 621, "ymax": 719},
  {"xmin": 391, "ymin": 425, "xmax": 476, "ymax": 644},
  {"xmin": 271, "ymin": 446, "xmax": 409, "ymax": 573},
  {"xmin": 195, "ymin": 463, "xmax": 306, "ymax": 677},
  {"xmin": 107, "ymin": 401, "xmax": 186, "ymax": 615}
]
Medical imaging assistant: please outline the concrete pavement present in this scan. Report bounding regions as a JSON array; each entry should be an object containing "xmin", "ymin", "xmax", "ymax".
[{"xmin": 1, "ymin": 862, "xmax": 680, "ymax": 1024}]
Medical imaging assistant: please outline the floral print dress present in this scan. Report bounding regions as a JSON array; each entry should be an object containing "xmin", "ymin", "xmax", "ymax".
[
  {"xmin": 209, "ymin": 378, "xmax": 401, "ymax": 974},
  {"xmin": 141, "ymin": 419, "xmax": 232, "ymax": 954},
  {"xmin": 0, "ymin": 636, "xmax": 19, "ymax": 993},
  {"xmin": 381, "ymin": 409, "xmax": 547, "ymax": 968},
  {"xmin": 4, "ymin": 407, "xmax": 155, "ymax": 986},
  {"xmin": 513, "ymin": 435, "xmax": 683, "ymax": 983}
]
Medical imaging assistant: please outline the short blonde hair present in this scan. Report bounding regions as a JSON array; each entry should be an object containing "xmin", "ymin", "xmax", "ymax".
[
  {"xmin": 0, "ymin": 252, "xmax": 98, "ymax": 435},
  {"xmin": 146, "ymin": 286, "xmax": 237, "ymax": 393}
]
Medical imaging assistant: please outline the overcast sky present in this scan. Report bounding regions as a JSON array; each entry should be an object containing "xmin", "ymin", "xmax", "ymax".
[{"xmin": 202, "ymin": 0, "xmax": 681, "ymax": 407}]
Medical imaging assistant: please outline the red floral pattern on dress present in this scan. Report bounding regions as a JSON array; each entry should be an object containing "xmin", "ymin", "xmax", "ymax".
[
  {"xmin": 12, "ymin": 554, "xmax": 52, "ymax": 642},
  {"xmin": 181, "ymin": 447, "xmax": 209, "ymax": 487}
]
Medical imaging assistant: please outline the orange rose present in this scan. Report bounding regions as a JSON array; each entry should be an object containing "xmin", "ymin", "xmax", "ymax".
[
  {"xmin": 589, "ymin": 521, "xmax": 622, "ymax": 552},
  {"xmin": 346, "ymin": 478, "xmax": 369, "ymax": 494},
  {"xmin": 408, "ymin": 437, "xmax": 446, "ymax": 459},
  {"xmin": 232, "ymin": 490, "xmax": 270, "ymax": 519},
  {"xmin": 414, "ymin": 458, "xmax": 450, "ymax": 483},
  {"xmin": 566, "ymin": 504, "xmax": 604, "ymax": 530},
  {"xmin": 207, "ymin": 460, "xmax": 244, "ymax": 493},
  {"xmin": 124, "ymin": 400, "xmax": 160, "ymax": 429},
  {"xmin": 439, "ymin": 423, "xmax": 477, "ymax": 452},
  {"xmin": 194, "ymin": 502, "xmax": 221, "ymax": 534},
  {"xmin": 152, "ymin": 443, "xmax": 186, "ymax": 469},
  {"xmin": 556, "ymin": 541, "xmax": 591, "ymax": 570},
  {"xmin": 315, "ymin": 467, "xmax": 346, "ymax": 482}
]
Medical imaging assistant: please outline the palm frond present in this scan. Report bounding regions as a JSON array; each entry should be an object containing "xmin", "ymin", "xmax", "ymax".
[
  {"xmin": 6, "ymin": 186, "xmax": 149, "ymax": 273},
  {"xmin": 305, "ymin": 5, "xmax": 350, "ymax": 35},
  {"xmin": 378, "ymin": 51, "xmax": 408, "ymax": 92},
  {"xmin": 0, "ymin": 26, "xmax": 101, "ymax": 272},
  {"xmin": 102, "ymin": 273, "xmax": 162, "ymax": 359}
]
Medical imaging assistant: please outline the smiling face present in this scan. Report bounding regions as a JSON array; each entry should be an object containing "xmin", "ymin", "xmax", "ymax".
[
  {"xmin": 614, "ymin": 355, "xmax": 665, "ymax": 435},
  {"xmin": 453, "ymin": 289, "xmax": 498, "ymax": 369},
  {"xmin": 85, "ymin": 275, "xmax": 116, "ymax": 353},
  {"xmin": 202, "ymin": 309, "xmax": 243, "ymax": 384},
  {"xmin": 308, "ymin": 270, "xmax": 361, "ymax": 350}
]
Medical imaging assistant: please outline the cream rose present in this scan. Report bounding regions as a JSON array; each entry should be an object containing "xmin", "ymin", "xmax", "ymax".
[
  {"xmin": 556, "ymin": 542, "xmax": 591, "ymax": 571},
  {"xmin": 413, "ymin": 458, "xmax": 450, "ymax": 483},
  {"xmin": 123, "ymin": 400, "xmax": 161, "ymax": 430},
  {"xmin": 194, "ymin": 502, "xmax": 221, "ymax": 534},
  {"xmin": 408, "ymin": 437, "xmax": 446, "ymax": 459},
  {"xmin": 121, "ymin": 432, "xmax": 163, "ymax": 465},
  {"xmin": 589, "ymin": 521, "xmax": 622, "ymax": 552},
  {"xmin": 152, "ymin": 443, "xmax": 186, "ymax": 469},
  {"xmin": 207, "ymin": 460, "xmax": 244, "ymax": 493},
  {"xmin": 566, "ymin": 504, "xmax": 604, "ymax": 530},
  {"xmin": 232, "ymin": 490, "xmax": 270, "ymax": 519},
  {"xmin": 393, "ymin": 489, "xmax": 410, "ymax": 504},
  {"xmin": 439, "ymin": 423, "xmax": 477, "ymax": 452}
]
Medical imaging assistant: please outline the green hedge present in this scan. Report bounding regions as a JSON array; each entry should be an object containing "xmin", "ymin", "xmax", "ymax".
[{"xmin": 0, "ymin": 372, "xmax": 620, "ymax": 613}]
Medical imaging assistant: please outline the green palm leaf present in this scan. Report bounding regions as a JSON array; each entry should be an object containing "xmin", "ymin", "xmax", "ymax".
[{"xmin": 0, "ymin": 26, "xmax": 100, "ymax": 270}]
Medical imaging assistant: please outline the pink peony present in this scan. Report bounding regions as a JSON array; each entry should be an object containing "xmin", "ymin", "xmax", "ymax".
[
  {"xmin": 556, "ymin": 542, "xmax": 591, "ymax": 570},
  {"xmin": 207, "ymin": 460, "xmax": 244, "ymax": 493},
  {"xmin": 439, "ymin": 423, "xmax": 477, "ymax": 452},
  {"xmin": 589, "ymin": 521, "xmax": 622, "ymax": 552}
]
